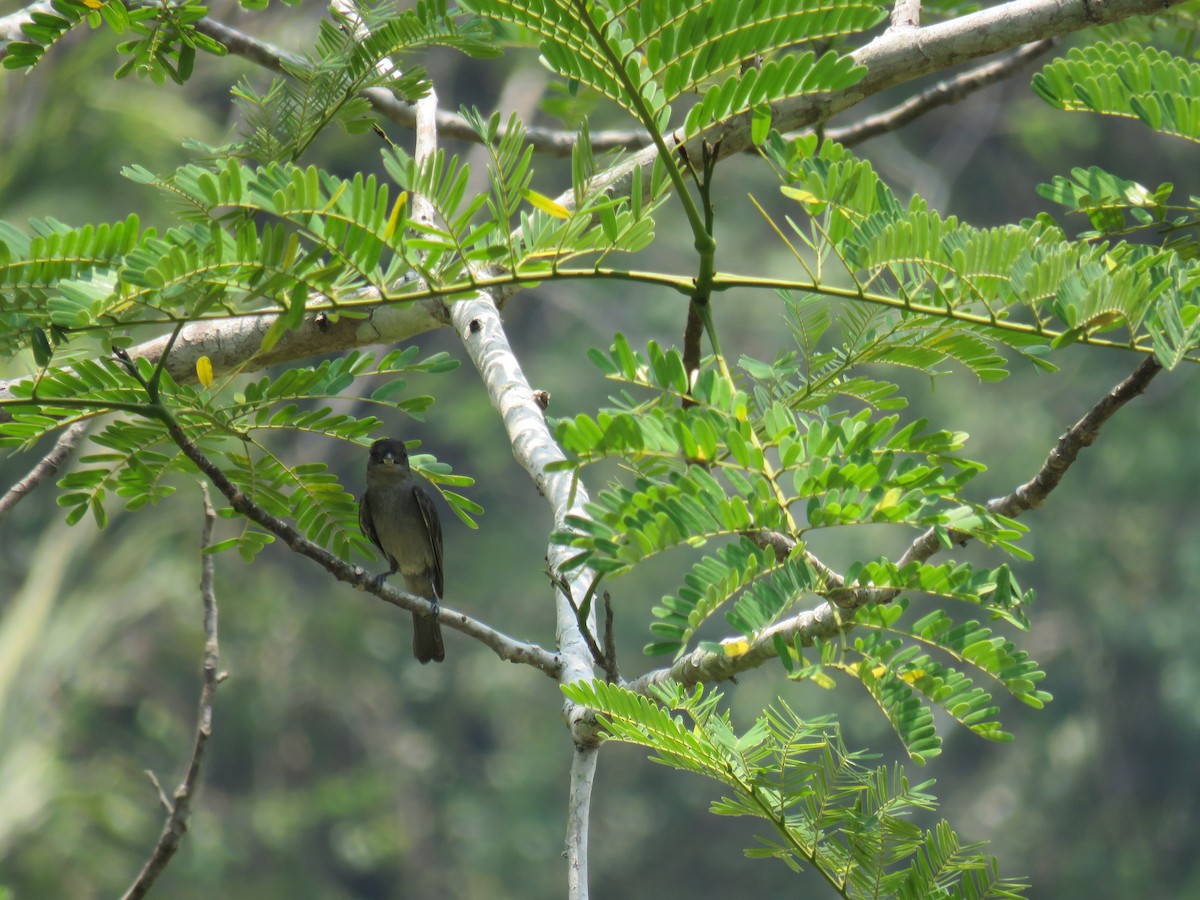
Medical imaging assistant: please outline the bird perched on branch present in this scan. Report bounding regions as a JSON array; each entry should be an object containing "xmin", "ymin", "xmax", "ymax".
[{"xmin": 359, "ymin": 438, "xmax": 446, "ymax": 663}]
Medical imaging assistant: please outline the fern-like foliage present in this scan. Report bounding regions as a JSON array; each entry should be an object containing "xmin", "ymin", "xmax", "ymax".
[
  {"xmin": 2, "ymin": 0, "xmax": 232, "ymax": 83},
  {"xmin": 0, "ymin": 161, "xmax": 422, "ymax": 354},
  {"xmin": 0, "ymin": 113, "xmax": 658, "ymax": 363},
  {"xmin": 0, "ymin": 346, "xmax": 474, "ymax": 559},
  {"xmin": 1033, "ymin": 163, "xmax": 1200, "ymax": 285},
  {"xmin": 0, "ymin": 10, "xmax": 661, "ymax": 567},
  {"xmin": 1025, "ymin": 42, "xmax": 1200, "ymax": 288},
  {"xmin": 550, "ymin": 323, "xmax": 1044, "ymax": 759},
  {"xmin": 466, "ymin": 0, "xmax": 882, "ymax": 137},
  {"xmin": 1036, "ymin": 165, "xmax": 1176, "ymax": 236},
  {"xmin": 563, "ymin": 680, "xmax": 1028, "ymax": 898},
  {"xmin": 230, "ymin": 2, "xmax": 498, "ymax": 164},
  {"xmin": 762, "ymin": 134, "xmax": 1200, "ymax": 365},
  {"xmin": 783, "ymin": 599, "xmax": 1049, "ymax": 761},
  {"xmin": 1033, "ymin": 41, "xmax": 1200, "ymax": 144},
  {"xmin": 0, "ymin": 214, "xmax": 142, "ymax": 357},
  {"xmin": 739, "ymin": 294, "xmax": 1018, "ymax": 415}
]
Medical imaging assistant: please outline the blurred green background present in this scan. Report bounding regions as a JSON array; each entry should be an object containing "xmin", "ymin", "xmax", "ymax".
[{"xmin": 2, "ymin": 3, "xmax": 1200, "ymax": 897}]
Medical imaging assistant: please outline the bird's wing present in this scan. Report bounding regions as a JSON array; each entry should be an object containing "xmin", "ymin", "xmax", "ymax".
[
  {"xmin": 358, "ymin": 491, "xmax": 385, "ymax": 557},
  {"xmin": 415, "ymin": 484, "xmax": 444, "ymax": 599}
]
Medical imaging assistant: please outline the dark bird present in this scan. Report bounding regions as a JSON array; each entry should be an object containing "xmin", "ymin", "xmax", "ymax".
[{"xmin": 359, "ymin": 439, "xmax": 445, "ymax": 663}]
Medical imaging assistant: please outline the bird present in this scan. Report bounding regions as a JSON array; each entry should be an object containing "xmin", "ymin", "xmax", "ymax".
[{"xmin": 359, "ymin": 438, "xmax": 446, "ymax": 663}]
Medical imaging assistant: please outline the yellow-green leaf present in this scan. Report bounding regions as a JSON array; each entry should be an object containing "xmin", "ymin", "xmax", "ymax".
[
  {"xmin": 523, "ymin": 189, "xmax": 571, "ymax": 219},
  {"xmin": 808, "ymin": 670, "xmax": 837, "ymax": 690},
  {"xmin": 781, "ymin": 186, "xmax": 822, "ymax": 206},
  {"xmin": 873, "ymin": 487, "xmax": 902, "ymax": 513},
  {"xmin": 722, "ymin": 638, "xmax": 751, "ymax": 657},
  {"xmin": 196, "ymin": 355, "xmax": 214, "ymax": 388},
  {"xmin": 321, "ymin": 180, "xmax": 348, "ymax": 213},
  {"xmin": 383, "ymin": 191, "xmax": 408, "ymax": 241}
]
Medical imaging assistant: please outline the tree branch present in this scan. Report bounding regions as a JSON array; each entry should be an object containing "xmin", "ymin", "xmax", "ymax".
[
  {"xmin": 890, "ymin": 0, "xmax": 921, "ymax": 29},
  {"xmin": 898, "ymin": 355, "xmax": 1164, "ymax": 567},
  {"xmin": 626, "ymin": 601, "xmax": 847, "ymax": 695},
  {"xmin": 0, "ymin": 420, "xmax": 89, "ymax": 520},
  {"xmin": 399, "ymin": 40, "xmax": 602, "ymax": 895},
  {"xmin": 0, "ymin": 1, "xmax": 48, "ymax": 46},
  {"xmin": 565, "ymin": 0, "xmax": 1186, "ymax": 207},
  {"xmin": 828, "ymin": 40, "xmax": 1056, "ymax": 147},
  {"xmin": 403, "ymin": 79, "xmax": 599, "ymax": 704},
  {"xmin": 565, "ymin": 744, "xmax": 600, "ymax": 900},
  {"xmin": 628, "ymin": 356, "xmax": 1166, "ymax": 695},
  {"xmin": 156, "ymin": 411, "xmax": 561, "ymax": 674},
  {"xmin": 120, "ymin": 486, "xmax": 223, "ymax": 900},
  {"xmin": 185, "ymin": 13, "xmax": 646, "ymax": 156},
  {"xmin": 448, "ymin": 300, "xmax": 599, "ymax": 689}
]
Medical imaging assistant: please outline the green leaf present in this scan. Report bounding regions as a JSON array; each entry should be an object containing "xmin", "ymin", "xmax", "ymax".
[
  {"xmin": 750, "ymin": 103, "xmax": 772, "ymax": 146},
  {"xmin": 1034, "ymin": 42, "xmax": 1200, "ymax": 143},
  {"xmin": 561, "ymin": 680, "xmax": 1025, "ymax": 894}
]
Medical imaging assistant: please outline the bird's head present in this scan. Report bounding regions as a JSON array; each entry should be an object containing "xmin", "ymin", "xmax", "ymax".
[{"xmin": 367, "ymin": 439, "xmax": 412, "ymax": 476}]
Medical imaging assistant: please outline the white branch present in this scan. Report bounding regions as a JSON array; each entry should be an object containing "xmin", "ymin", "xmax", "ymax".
[
  {"xmin": 397, "ymin": 19, "xmax": 599, "ymax": 699},
  {"xmin": 624, "ymin": 600, "xmax": 846, "ymax": 696},
  {"xmin": 394, "ymin": 24, "xmax": 602, "ymax": 894},
  {"xmin": 565, "ymin": 744, "xmax": 599, "ymax": 900},
  {"xmin": 0, "ymin": 1, "xmax": 52, "ymax": 46},
  {"xmin": 890, "ymin": 0, "xmax": 921, "ymax": 29}
]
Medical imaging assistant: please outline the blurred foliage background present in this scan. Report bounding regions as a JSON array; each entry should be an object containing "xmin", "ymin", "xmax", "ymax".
[{"xmin": 2, "ymin": 1, "xmax": 1200, "ymax": 897}]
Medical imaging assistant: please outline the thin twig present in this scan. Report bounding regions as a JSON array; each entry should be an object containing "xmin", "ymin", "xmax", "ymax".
[
  {"xmin": 601, "ymin": 593, "xmax": 617, "ymax": 683},
  {"xmin": 144, "ymin": 770, "xmax": 174, "ymax": 815},
  {"xmin": 560, "ymin": 580, "xmax": 607, "ymax": 673},
  {"xmin": 828, "ymin": 40, "xmax": 1056, "ymax": 147},
  {"xmin": 899, "ymin": 355, "xmax": 1164, "ymax": 567},
  {"xmin": 0, "ymin": 421, "xmax": 89, "ymax": 520},
  {"xmin": 120, "ymin": 486, "xmax": 223, "ymax": 900}
]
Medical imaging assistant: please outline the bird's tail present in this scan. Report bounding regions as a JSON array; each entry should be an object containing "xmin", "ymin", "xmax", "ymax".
[
  {"xmin": 406, "ymin": 573, "xmax": 445, "ymax": 664},
  {"xmin": 412, "ymin": 611, "xmax": 445, "ymax": 664}
]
